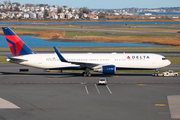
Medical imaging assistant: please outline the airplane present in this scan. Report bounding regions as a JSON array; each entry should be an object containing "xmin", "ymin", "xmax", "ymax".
[{"xmin": 2, "ymin": 27, "xmax": 171, "ymax": 77}]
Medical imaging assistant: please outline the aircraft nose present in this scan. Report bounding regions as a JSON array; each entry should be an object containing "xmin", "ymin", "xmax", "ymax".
[{"xmin": 167, "ymin": 60, "xmax": 171, "ymax": 65}]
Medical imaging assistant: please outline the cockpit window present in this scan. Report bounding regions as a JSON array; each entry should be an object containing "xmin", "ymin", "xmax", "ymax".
[{"xmin": 162, "ymin": 58, "xmax": 167, "ymax": 60}]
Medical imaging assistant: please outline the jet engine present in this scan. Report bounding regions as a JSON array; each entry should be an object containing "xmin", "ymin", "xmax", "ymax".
[{"xmin": 94, "ymin": 65, "xmax": 116, "ymax": 74}]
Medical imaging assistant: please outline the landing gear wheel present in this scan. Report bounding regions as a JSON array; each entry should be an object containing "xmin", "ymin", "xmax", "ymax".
[
  {"xmin": 87, "ymin": 72, "xmax": 91, "ymax": 77},
  {"xmin": 83, "ymin": 72, "xmax": 87, "ymax": 77}
]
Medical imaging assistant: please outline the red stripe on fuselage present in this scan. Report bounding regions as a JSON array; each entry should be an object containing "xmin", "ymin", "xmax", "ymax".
[{"xmin": 5, "ymin": 35, "xmax": 24, "ymax": 56}]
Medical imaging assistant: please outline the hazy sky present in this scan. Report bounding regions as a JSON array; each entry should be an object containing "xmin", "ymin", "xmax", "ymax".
[{"xmin": 7, "ymin": 0, "xmax": 180, "ymax": 9}]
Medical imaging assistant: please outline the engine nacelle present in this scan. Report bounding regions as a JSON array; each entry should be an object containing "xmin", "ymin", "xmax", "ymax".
[{"xmin": 94, "ymin": 65, "xmax": 116, "ymax": 74}]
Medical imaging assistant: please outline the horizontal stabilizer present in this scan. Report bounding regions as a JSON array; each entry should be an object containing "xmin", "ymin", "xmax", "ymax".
[{"xmin": 6, "ymin": 56, "xmax": 28, "ymax": 63}]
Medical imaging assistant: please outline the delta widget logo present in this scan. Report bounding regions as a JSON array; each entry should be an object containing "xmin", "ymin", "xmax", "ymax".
[{"xmin": 127, "ymin": 56, "xmax": 150, "ymax": 59}]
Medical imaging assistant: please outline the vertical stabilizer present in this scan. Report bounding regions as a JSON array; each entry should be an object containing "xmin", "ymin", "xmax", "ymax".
[{"xmin": 2, "ymin": 27, "xmax": 35, "ymax": 56}]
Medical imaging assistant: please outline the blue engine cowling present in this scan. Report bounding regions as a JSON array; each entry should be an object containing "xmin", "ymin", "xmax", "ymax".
[{"xmin": 102, "ymin": 65, "xmax": 116, "ymax": 74}]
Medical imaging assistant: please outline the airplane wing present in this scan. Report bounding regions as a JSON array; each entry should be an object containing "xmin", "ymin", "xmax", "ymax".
[
  {"xmin": 54, "ymin": 47, "xmax": 117, "ymax": 75},
  {"xmin": 53, "ymin": 47, "xmax": 101, "ymax": 68}
]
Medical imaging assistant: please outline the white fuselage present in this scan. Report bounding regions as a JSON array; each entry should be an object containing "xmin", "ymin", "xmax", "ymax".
[{"xmin": 8, "ymin": 52, "xmax": 171, "ymax": 70}]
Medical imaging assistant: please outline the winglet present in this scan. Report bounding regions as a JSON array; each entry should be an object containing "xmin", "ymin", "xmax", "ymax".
[{"xmin": 53, "ymin": 47, "xmax": 68, "ymax": 62}]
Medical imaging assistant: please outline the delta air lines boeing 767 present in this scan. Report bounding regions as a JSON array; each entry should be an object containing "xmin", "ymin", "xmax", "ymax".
[{"xmin": 2, "ymin": 27, "xmax": 171, "ymax": 76}]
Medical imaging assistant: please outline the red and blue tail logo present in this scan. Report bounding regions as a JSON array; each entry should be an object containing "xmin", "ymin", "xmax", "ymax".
[{"xmin": 2, "ymin": 27, "xmax": 35, "ymax": 56}]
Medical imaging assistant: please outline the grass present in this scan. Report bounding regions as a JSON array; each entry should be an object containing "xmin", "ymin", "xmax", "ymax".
[
  {"xmin": 0, "ymin": 27, "xmax": 176, "ymax": 40},
  {"xmin": 0, "ymin": 56, "xmax": 10, "ymax": 64},
  {"xmin": 64, "ymin": 31, "xmax": 175, "ymax": 37},
  {"xmin": 106, "ymin": 27, "xmax": 179, "ymax": 33},
  {"xmin": 22, "ymin": 25, "xmax": 179, "ymax": 34},
  {"xmin": 167, "ymin": 57, "xmax": 180, "ymax": 65},
  {"xmin": 65, "ymin": 31, "xmax": 108, "ymax": 37}
]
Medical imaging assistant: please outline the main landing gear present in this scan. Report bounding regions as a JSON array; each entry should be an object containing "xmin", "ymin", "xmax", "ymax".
[
  {"xmin": 82, "ymin": 68, "xmax": 91, "ymax": 77},
  {"xmin": 82, "ymin": 72, "xmax": 91, "ymax": 77}
]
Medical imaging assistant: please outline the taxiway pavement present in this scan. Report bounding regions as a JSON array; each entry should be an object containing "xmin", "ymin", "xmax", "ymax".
[{"xmin": 0, "ymin": 64, "xmax": 180, "ymax": 120}]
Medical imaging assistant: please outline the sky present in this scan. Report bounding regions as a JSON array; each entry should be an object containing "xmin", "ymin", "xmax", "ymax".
[{"xmin": 6, "ymin": 0, "xmax": 180, "ymax": 9}]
